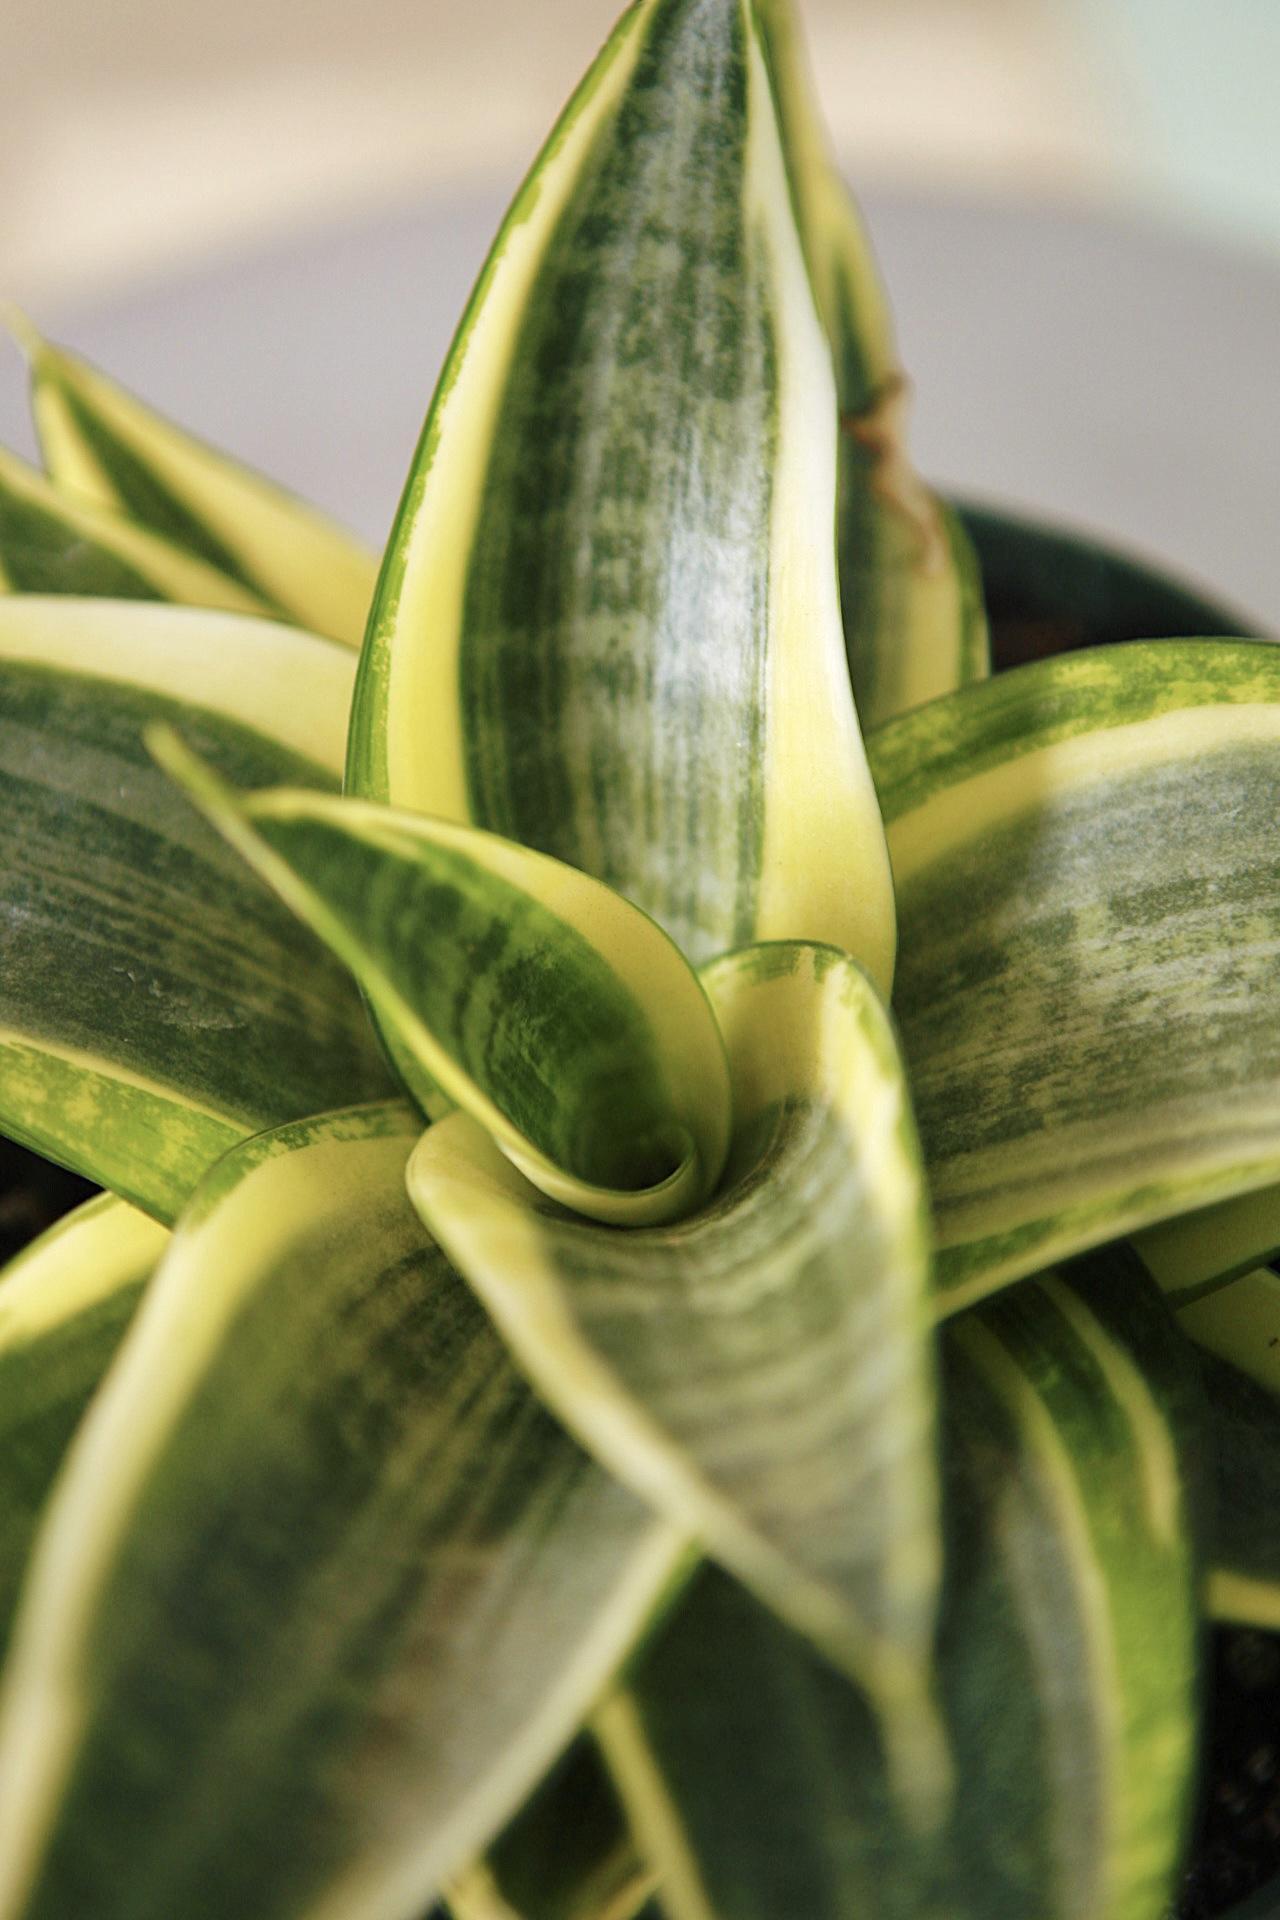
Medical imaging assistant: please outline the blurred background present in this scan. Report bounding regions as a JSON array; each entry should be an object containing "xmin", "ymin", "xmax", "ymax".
[
  {"xmin": 5, "ymin": 0, "xmax": 1277, "ymax": 310},
  {"xmin": 4, "ymin": 0, "xmax": 1279, "ymax": 622}
]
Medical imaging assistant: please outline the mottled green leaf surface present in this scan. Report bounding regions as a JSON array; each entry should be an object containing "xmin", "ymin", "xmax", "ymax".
[
  {"xmin": 14, "ymin": 317, "xmax": 377, "ymax": 646},
  {"xmin": 349, "ymin": 0, "xmax": 894, "ymax": 986},
  {"xmin": 0, "ymin": 1106, "xmax": 683, "ymax": 1920},
  {"xmin": 0, "ymin": 1195, "xmax": 167, "ymax": 1660},
  {"xmin": 156, "ymin": 739, "xmax": 731, "ymax": 1225},
  {"xmin": 601, "ymin": 1250, "xmax": 1201, "ymax": 1920},
  {"xmin": 869, "ymin": 640, "xmax": 1280, "ymax": 1310},
  {"xmin": 0, "ymin": 600, "xmax": 391, "ymax": 1218},
  {"xmin": 411, "ymin": 942, "xmax": 942, "ymax": 1794}
]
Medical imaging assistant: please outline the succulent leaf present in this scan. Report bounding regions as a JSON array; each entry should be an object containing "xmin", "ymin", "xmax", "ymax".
[
  {"xmin": 410, "ymin": 941, "xmax": 943, "ymax": 1800},
  {"xmin": 10, "ymin": 313, "xmax": 377, "ymax": 645},
  {"xmin": 154, "ymin": 737, "xmax": 732, "ymax": 1226},
  {"xmin": 0, "ymin": 599, "xmax": 392, "ymax": 1218},
  {"xmin": 869, "ymin": 639, "xmax": 1280, "ymax": 1309},
  {"xmin": 347, "ymin": 0, "xmax": 895, "ymax": 989},
  {"xmin": 0, "ymin": 1105, "xmax": 684, "ymax": 1920}
]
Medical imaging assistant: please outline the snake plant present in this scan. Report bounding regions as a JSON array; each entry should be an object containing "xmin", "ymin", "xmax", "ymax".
[{"xmin": 0, "ymin": 2, "xmax": 1277, "ymax": 1916}]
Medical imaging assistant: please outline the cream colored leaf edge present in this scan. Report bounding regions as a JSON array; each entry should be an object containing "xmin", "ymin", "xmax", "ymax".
[
  {"xmin": 0, "ymin": 595, "xmax": 356, "ymax": 779},
  {"xmin": 152, "ymin": 732, "xmax": 733, "ymax": 1227},
  {"xmin": 0, "ymin": 1191, "xmax": 168, "ymax": 1348},
  {"xmin": 7, "ymin": 310, "xmax": 378, "ymax": 648}
]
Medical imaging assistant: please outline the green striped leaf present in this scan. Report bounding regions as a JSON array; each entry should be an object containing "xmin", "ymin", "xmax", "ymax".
[
  {"xmin": 154, "ymin": 736, "xmax": 731, "ymax": 1225},
  {"xmin": 600, "ymin": 1248, "xmax": 1201, "ymax": 1920},
  {"xmin": 0, "ymin": 598, "xmax": 391, "ymax": 1219},
  {"xmin": 756, "ymin": 0, "xmax": 989, "ymax": 726},
  {"xmin": 10, "ymin": 314, "xmax": 377, "ymax": 646},
  {"xmin": 0, "ymin": 446, "xmax": 272, "ymax": 614},
  {"xmin": 0, "ymin": 1193, "xmax": 167, "ymax": 1659},
  {"xmin": 410, "ymin": 941, "xmax": 944, "ymax": 1798},
  {"xmin": 868, "ymin": 639, "xmax": 1280, "ymax": 1312},
  {"xmin": 1199, "ymin": 1353, "xmax": 1280, "ymax": 1632},
  {"xmin": 0, "ymin": 1104, "xmax": 685, "ymax": 1920},
  {"xmin": 347, "ymin": 0, "xmax": 895, "ymax": 987}
]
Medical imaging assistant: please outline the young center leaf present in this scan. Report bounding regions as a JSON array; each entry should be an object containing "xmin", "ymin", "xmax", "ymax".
[
  {"xmin": 0, "ymin": 598, "xmax": 392, "ymax": 1219},
  {"xmin": 755, "ymin": 0, "xmax": 989, "ymax": 725},
  {"xmin": 410, "ymin": 941, "xmax": 944, "ymax": 1802},
  {"xmin": 347, "ymin": 0, "xmax": 895, "ymax": 988},
  {"xmin": 153, "ymin": 737, "xmax": 731, "ymax": 1227},
  {"xmin": 868, "ymin": 639, "xmax": 1280, "ymax": 1312},
  {"xmin": 597, "ymin": 1248, "xmax": 1202, "ymax": 1920},
  {"xmin": 9, "ymin": 313, "xmax": 377, "ymax": 645},
  {"xmin": 0, "ymin": 1105, "xmax": 685, "ymax": 1920}
]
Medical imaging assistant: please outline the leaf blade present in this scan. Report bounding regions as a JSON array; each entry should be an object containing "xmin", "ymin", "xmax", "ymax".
[
  {"xmin": 348, "ymin": 0, "xmax": 894, "ymax": 986},
  {"xmin": 0, "ymin": 1104, "xmax": 685, "ymax": 1920}
]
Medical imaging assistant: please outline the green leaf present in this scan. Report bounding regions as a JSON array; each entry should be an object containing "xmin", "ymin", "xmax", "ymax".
[
  {"xmin": 0, "ymin": 598, "xmax": 392, "ymax": 1219},
  {"xmin": 410, "ymin": 941, "xmax": 944, "ymax": 1800},
  {"xmin": 755, "ymin": 0, "xmax": 990, "ymax": 725},
  {"xmin": 868, "ymin": 639, "xmax": 1280, "ymax": 1311},
  {"xmin": 347, "ymin": 0, "xmax": 895, "ymax": 988},
  {"xmin": 0, "ymin": 1193, "xmax": 166, "ymax": 1659},
  {"xmin": 1199, "ymin": 1352, "xmax": 1280, "ymax": 1632},
  {"xmin": 9, "ymin": 313, "xmax": 377, "ymax": 646},
  {"xmin": 154, "ymin": 736, "xmax": 732, "ymax": 1225},
  {"xmin": 599, "ymin": 1248, "xmax": 1201, "ymax": 1920},
  {"xmin": 0, "ymin": 446, "xmax": 273, "ymax": 614},
  {"xmin": 0, "ymin": 1104, "xmax": 685, "ymax": 1920}
]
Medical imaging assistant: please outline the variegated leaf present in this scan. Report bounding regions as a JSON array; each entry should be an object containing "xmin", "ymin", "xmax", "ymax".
[
  {"xmin": 154, "ymin": 737, "xmax": 731, "ymax": 1226},
  {"xmin": 0, "ymin": 1105, "xmax": 685, "ymax": 1920},
  {"xmin": 10, "ymin": 314, "xmax": 377, "ymax": 646},
  {"xmin": 410, "ymin": 941, "xmax": 944, "ymax": 1801},
  {"xmin": 868, "ymin": 639, "xmax": 1280, "ymax": 1313},
  {"xmin": 0, "ymin": 446, "xmax": 271, "ymax": 614},
  {"xmin": 347, "ymin": 0, "xmax": 894, "ymax": 987},
  {"xmin": 598, "ymin": 1248, "xmax": 1201, "ymax": 1920},
  {"xmin": 0, "ymin": 598, "xmax": 391, "ymax": 1218}
]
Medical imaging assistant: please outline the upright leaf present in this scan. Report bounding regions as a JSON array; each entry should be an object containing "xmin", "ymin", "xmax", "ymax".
[
  {"xmin": 348, "ymin": 0, "xmax": 895, "ymax": 987},
  {"xmin": 0, "ymin": 1106, "xmax": 685, "ymax": 1920},
  {"xmin": 868, "ymin": 640, "xmax": 1280, "ymax": 1311},
  {"xmin": 0, "ymin": 1194, "xmax": 167, "ymax": 1657},
  {"xmin": 11, "ymin": 315, "xmax": 377, "ymax": 645},
  {"xmin": 0, "ymin": 599, "xmax": 391, "ymax": 1218},
  {"xmin": 599, "ymin": 1250, "xmax": 1201, "ymax": 1920},
  {"xmin": 154, "ymin": 738, "xmax": 732, "ymax": 1225},
  {"xmin": 0, "ymin": 447, "xmax": 272, "ymax": 614},
  {"xmin": 755, "ymin": 0, "xmax": 989, "ymax": 724},
  {"xmin": 411, "ymin": 942, "xmax": 944, "ymax": 1799}
]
